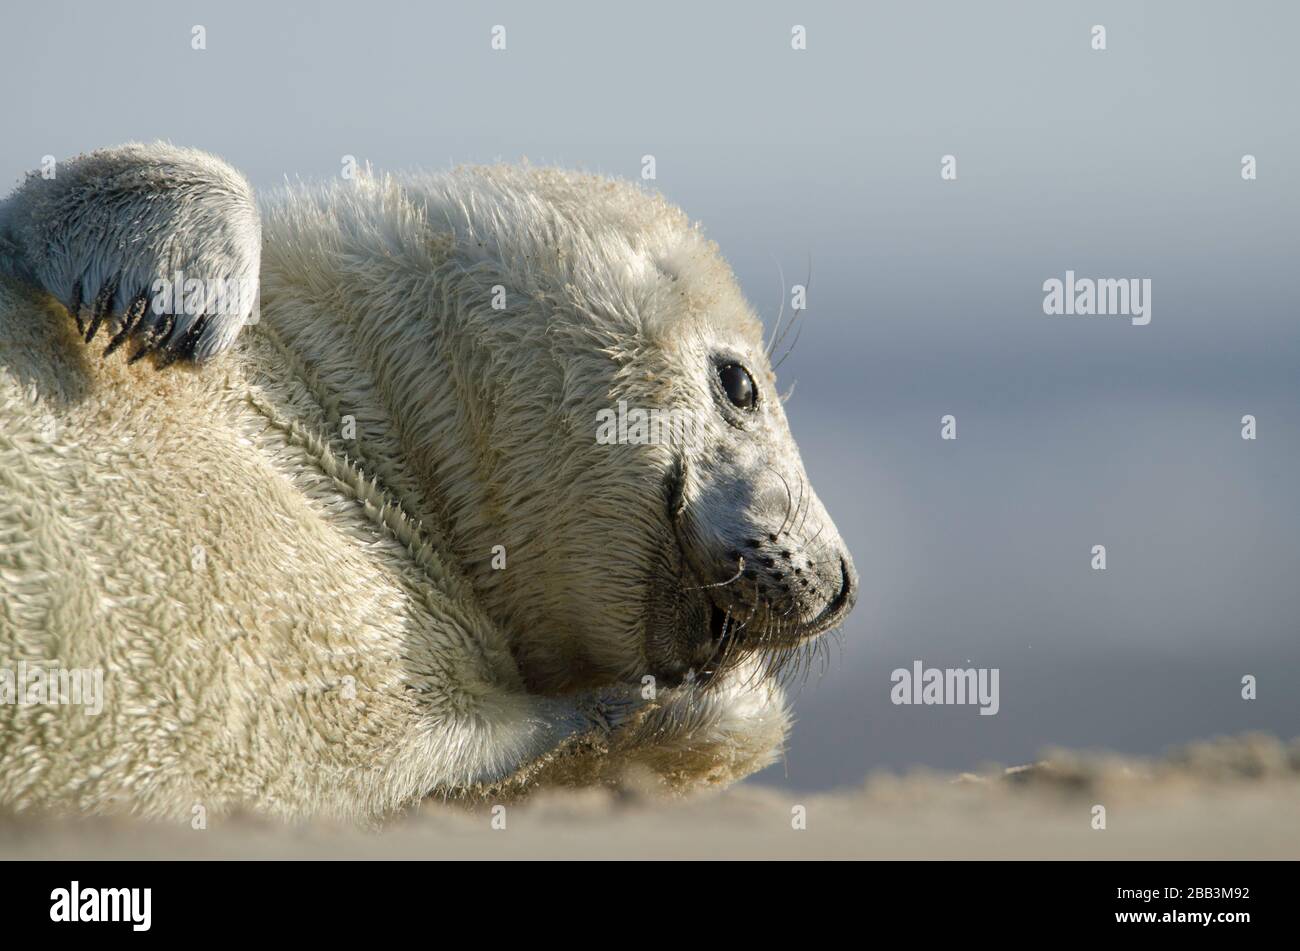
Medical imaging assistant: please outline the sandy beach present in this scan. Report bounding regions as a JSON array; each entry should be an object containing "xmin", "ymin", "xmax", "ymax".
[{"xmin": 3, "ymin": 733, "xmax": 1296, "ymax": 860}]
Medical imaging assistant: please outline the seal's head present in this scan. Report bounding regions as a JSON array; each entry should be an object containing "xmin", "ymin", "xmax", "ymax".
[
  {"xmin": 630, "ymin": 235, "xmax": 859, "ymax": 689},
  {"xmin": 417, "ymin": 167, "xmax": 857, "ymax": 693}
]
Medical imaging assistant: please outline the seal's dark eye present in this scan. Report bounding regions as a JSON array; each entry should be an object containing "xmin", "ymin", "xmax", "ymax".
[{"xmin": 718, "ymin": 363, "xmax": 757, "ymax": 410}]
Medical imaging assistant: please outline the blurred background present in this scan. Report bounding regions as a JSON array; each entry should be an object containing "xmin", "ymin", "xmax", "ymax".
[{"xmin": 3, "ymin": 1, "xmax": 1296, "ymax": 792}]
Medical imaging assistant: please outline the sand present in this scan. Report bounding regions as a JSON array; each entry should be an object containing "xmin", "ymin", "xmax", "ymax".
[{"xmin": 2, "ymin": 733, "xmax": 1296, "ymax": 860}]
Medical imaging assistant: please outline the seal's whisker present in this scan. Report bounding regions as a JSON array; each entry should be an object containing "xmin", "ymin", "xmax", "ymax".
[
  {"xmin": 800, "ymin": 533, "xmax": 845, "ymax": 571},
  {"xmin": 764, "ymin": 255, "xmax": 787, "ymax": 358},
  {"xmin": 770, "ymin": 253, "xmax": 810, "ymax": 366},
  {"xmin": 788, "ymin": 473, "xmax": 806, "ymax": 544},
  {"xmin": 683, "ymin": 556, "xmax": 745, "ymax": 592},
  {"xmin": 771, "ymin": 465, "xmax": 797, "ymax": 539},
  {"xmin": 800, "ymin": 521, "xmax": 832, "ymax": 559},
  {"xmin": 771, "ymin": 322, "xmax": 805, "ymax": 373},
  {"xmin": 797, "ymin": 476, "xmax": 817, "ymax": 539}
]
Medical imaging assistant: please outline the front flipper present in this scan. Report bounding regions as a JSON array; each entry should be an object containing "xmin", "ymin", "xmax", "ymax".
[
  {"xmin": 0, "ymin": 142, "xmax": 260, "ymax": 366},
  {"xmin": 458, "ymin": 684, "xmax": 655, "ymax": 796},
  {"xmin": 460, "ymin": 665, "xmax": 788, "ymax": 800},
  {"xmin": 516, "ymin": 662, "xmax": 791, "ymax": 795}
]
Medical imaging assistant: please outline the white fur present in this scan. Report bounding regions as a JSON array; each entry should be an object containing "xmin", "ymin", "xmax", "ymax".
[{"xmin": 0, "ymin": 145, "xmax": 857, "ymax": 822}]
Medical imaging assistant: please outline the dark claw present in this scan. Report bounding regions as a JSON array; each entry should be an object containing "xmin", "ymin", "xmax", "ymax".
[
  {"xmin": 68, "ymin": 281, "xmax": 85, "ymax": 336},
  {"xmin": 85, "ymin": 277, "xmax": 118, "ymax": 343},
  {"xmin": 155, "ymin": 315, "xmax": 209, "ymax": 370},
  {"xmin": 155, "ymin": 311, "xmax": 177, "ymax": 350},
  {"xmin": 104, "ymin": 293, "xmax": 149, "ymax": 357},
  {"xmin": 177, "ymin": 314, "xmax": 210, "ymax": 361},
  {"xmin": 128, "ymin": 311, "xmax": 176, "ymax": 365}
]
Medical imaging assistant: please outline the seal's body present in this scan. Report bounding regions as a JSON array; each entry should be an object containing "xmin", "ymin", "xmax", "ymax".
[{"xmin": 0, "ymin": 145, "xmax": 855, "ymax": 821}]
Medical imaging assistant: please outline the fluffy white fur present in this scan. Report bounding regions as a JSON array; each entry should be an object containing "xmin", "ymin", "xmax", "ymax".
[{"xmin": 0, "ymin": 145, "xmax": 853, "ymax": 822}]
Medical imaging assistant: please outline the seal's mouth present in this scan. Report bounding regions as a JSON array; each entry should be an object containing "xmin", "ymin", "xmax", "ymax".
[
  {"xmin": 695, "ymin": 556, "xmax": 854, "ymax": 684},
  {"xmin": 697, "ymin": 603, "xmax": 738, "ymax": 684}
]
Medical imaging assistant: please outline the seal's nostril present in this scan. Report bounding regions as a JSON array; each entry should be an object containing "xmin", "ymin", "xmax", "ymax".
[{"xmin": 834, "ymin": 556, "xmax": 855, "ymax": 608}]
